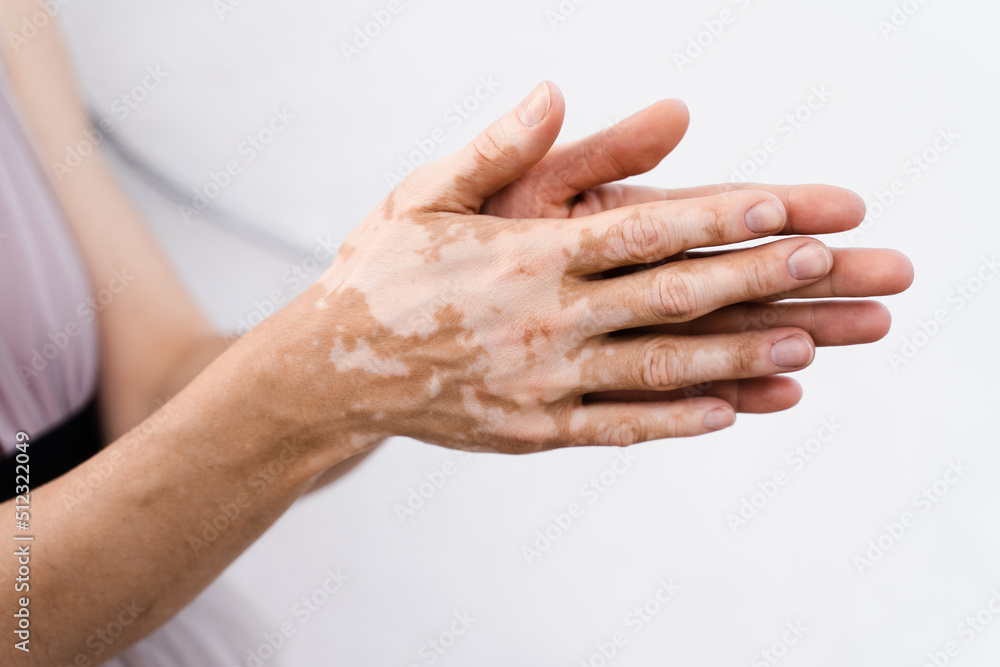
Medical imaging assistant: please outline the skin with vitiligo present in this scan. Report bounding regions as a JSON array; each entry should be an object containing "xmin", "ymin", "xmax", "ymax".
[
  {"xmin": 0, "ymin": 3, "xmax": 912, "ymax": 660},
  {"xmin": 266, "ymin": 82, "xmax": 909, "ymax": 455}
]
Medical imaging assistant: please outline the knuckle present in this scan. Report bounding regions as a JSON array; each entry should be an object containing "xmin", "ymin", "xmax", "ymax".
[
  {"xmin": 639, "ymin": 339, "xmax": 684, "ymax": 389},
  {"xmin": 653, "ymin": 270, "xmax": 698, "ymax": 320},
  {"xmin": 616, "ymin": 208, "xmax": 662, "ymax": 264},
  {"xmin": 599, "ymin": 416, "xmax": 645, "ymax": 448},
  {"xmin": 741, "ymin": 252, "xmax": 778, "ymax": 298},
  {"xmin": 665, "ymin": 410, "xmax": 690, "ymax": 438},
  {"xmin": 728, "ymin": 338, "xmax": 759, "ymax": 376},
  {"xmin": 700, "ymin": 198, "xmax": 730, "ymax": 246},
  {"xmin": 585, "ymin": 132, "xmax": 630, "ymax": 181},
  {"xmin": 472, "ymin": 125, "xmax": 519, "ymax": 171}
]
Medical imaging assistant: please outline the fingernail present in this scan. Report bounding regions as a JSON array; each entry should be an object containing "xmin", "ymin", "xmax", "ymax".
[
  {"xmin": 787, "ymin": 243, "xmax": 832, "ymax": 281},
  {"xmin": 704, "ymin": 408, "xmax": 735, "ymax": 432},
  {"xmin": 518, "ymin": 82, "xmax": 551, "ymax": 128},
  {"xmin": 770, "ymin": 335, "xmax": 815, "ymax": 368},
  {"xmin": 745, "ymin": 200, "xmax": 785, "ymax": 233}
]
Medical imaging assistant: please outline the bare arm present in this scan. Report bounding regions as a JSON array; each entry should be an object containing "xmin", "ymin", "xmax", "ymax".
[
  {"xmin": 0, "ymin": 0, "xmax": 227, "ymax": 438},
  {"xmin": 0, "ymin": 5, "xmax": 912, "ymax": 665},
  {"xmin": 0, "ymin": 328, "xmax": 366, "ymax": 664},
  {"xmin": 0, "ymin": 1, "xmax": 374, "ymax": 495}
]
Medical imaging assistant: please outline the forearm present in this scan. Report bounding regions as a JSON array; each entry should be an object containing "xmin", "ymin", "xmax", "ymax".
[
  {"xmin": 1, "ymin": 332, "xmax": 364, "ymax": 665},
  {"xmin": 167, "ymin": 334, "xmax": 384, "ymax": 496},
  {"xmin": 151, "ymin": 333, "xmax": 382, "ymax": 495}
]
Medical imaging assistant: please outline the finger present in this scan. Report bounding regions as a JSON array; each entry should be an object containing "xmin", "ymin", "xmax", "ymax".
[
  {"xmin": 766, "ymin": 248, "xmax": 914, "ymax": 299},
  {"xmin": 419, "ymin": 81, "xmax": 566, "ymax": 213},
  {"xmin": 580, "ymin": 238, "xmax": 833, "ymax": 331},
  {"xmin": 524, "ymin": 99, "xmax": 690, "ymax": 204},
  {"xmin": 641, "ymin": 300, "xmax": 892, "ymax": 346},
  {"xmin": 681, "ymin": 247, "xmax": 913, "ymax": 300},
  {"xmin": 602, "ymin": 183, "xmax": 866, "ymax": 236},
  {"xmin": 565, "ymin": 397, "xmax": 736, "ymax": 446},
  {"xmin": 586, "ymin": 376, "xmax": 803, "ymax": 414},
  {"xmin": 563, "ymin": 190, "xmax": 788, "ymax": 276},
  {"xmin": 580, "ymin": 328, "xmax": 815, "ymax": 394}
]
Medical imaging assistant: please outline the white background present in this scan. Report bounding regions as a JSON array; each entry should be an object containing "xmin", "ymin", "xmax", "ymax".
[{"xmin": 55, "ymin": 0, "xmax": 1000, "ymax": 665}]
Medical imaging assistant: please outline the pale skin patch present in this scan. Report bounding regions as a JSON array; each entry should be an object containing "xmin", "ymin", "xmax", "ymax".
[
  {"xmin": 281, "ymin": 104, "xmax": 903, "ymax": 454},
  {"xmin": 299, "ymin": 188, "xmax": 760, "ymax": 452},
  {"xmin": 428, "ymin": 372, "xmax": 442, "ymax": 398},
  {"xmin": 296, "ymin": 195, "xmax": 743, "ymax": 453},
  {"xmin": 328, "ymin": 338, "xmax": 410, "ymax": 377}
]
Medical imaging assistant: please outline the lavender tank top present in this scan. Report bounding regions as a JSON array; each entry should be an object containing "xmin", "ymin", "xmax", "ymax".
[
  {"xmin": 0, "ymin": 63, "xmax": 99, "ymax": 456},
  {"xmin": 0, "ymin": 56, "xmax": 272, "ymax": 667}
]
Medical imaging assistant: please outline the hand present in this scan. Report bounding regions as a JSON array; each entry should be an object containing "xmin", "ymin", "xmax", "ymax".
[
  {"xmin": 254, "ymin": 82, "xmax": 906, "ymax": 455},
  {"xmin": 482, "ymin": 88, "xmax": 913, "ymax": 414}
]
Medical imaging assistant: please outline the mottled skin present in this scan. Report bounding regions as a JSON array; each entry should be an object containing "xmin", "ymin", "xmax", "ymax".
[
  {"xmin": 0, "ymin": 45, "xmax": 912, "ymax": 664},
  {"xmin": 250, "ymin": 82, "xmax": 913, "ymax": 455}
]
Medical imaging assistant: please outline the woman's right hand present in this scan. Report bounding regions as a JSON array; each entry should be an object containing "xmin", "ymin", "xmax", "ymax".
[{"xmin": 245, "ymin": 82, "xmax": 907, "ymax": 457}]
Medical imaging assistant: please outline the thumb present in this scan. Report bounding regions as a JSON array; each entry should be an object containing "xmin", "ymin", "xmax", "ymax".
[{"xmin": 424, "ymin": 81, "xmax": 565, "ymax": 213}]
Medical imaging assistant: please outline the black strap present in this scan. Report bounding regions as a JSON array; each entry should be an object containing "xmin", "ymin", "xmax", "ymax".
[{"xmin": 1, "ymin": 397, "xmax": 104, "ymax": 502}]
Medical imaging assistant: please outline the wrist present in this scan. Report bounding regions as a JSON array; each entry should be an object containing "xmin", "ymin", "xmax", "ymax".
[{"xmin": 221, "ymin": 285, "xmax": 389, "ymax": 466}]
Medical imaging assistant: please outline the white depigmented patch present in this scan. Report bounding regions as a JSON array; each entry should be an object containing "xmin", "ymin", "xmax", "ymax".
[
  {"xmin": 478, "ymin": 407, "xmax": 508, "ymax": 431},
  {"xmin": 328, "ymin": 339, "xmax": 409, "ymax": 377},
  {"xmin": 461, "ymin": 385, "xmax": 485, "ymax": 418},
  {"xmin": 349, "ymin": 432, "xmax": 373, "ymax": 453},
  {"xmin": 428, "ymin": 372, "xmax": 442, "ymax": 398}
]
